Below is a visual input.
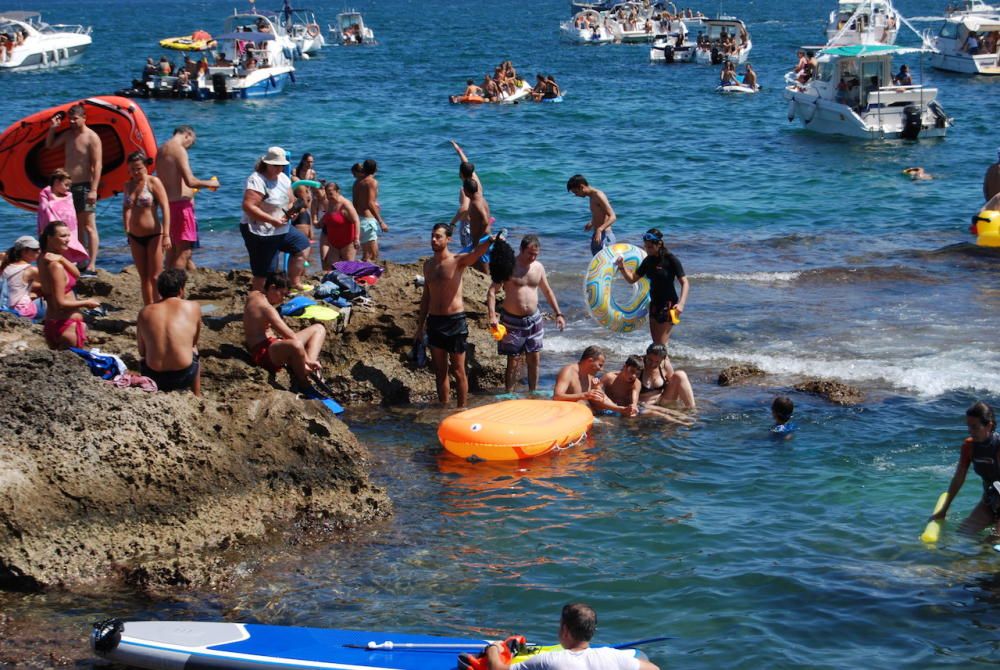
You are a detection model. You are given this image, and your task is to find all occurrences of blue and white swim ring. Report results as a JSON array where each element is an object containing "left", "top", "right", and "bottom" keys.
[{"left": 584, "top": 243, "right": 650, "bottom": 333}]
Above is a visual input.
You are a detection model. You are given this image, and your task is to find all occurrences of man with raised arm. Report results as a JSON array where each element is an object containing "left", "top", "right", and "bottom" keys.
[
  {"left": 448, "top": 140, "right": 482, "bottom": 249},
  {"left": 414, "top": 223, "right": 494, "bottom": 408},
  {"left": 487, "top": 234, "right": 565, "bottom": 392},
  {"left": 157, "top": 125, "right": 219, "bottom": 271},
  {"left": 45, "top": 103, "right": 102, "bottom": 275}
]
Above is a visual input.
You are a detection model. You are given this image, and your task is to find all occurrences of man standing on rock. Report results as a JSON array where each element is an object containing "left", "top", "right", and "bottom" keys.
[
  {"left": 244, "top": 271, "right": 327, "bottom": 389},
  {"left": 157, "top": 125, "right": 219, "bottom": 271},
  {"left": 45, "top": 103, "right": 102, "bottom": 275},
  {"left": 486, "top": 234, "right": 565, "bottom": 393},
  {"left": 414, "top": 223, "right": 495, "bottom": 408},
  {"left": 136, "top": 268, "right": 203, "bottom": 395}
]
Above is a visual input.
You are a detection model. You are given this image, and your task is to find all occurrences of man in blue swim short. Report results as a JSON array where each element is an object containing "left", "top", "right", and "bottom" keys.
[
  {"left": 487, "top": 235, "right": 565, "bottom": 392},
  {"left": 567, "top": 174, "right": 616, "bottom": 256},
  {"left": 352, "top": 159, "right": 389, "bottom": 262}
]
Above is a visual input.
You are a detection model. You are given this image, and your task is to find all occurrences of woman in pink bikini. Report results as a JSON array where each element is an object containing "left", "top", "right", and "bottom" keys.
[
  {"left": 38, "top": 222, "right": 100, "bottom": 349},
  {"left": 122, "top": 151, "right": 170, "bottom": 305},
  {"left": 37, "top": 168, "right": 90, "bottom": 266},
  {"left": 319, "top": 181, "right": 361, "bottom": 269}
]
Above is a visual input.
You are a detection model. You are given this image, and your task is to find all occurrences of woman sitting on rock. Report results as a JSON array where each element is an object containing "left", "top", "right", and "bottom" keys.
[{"left": 38, "top": 222, "right": 100, "bottom": 349}]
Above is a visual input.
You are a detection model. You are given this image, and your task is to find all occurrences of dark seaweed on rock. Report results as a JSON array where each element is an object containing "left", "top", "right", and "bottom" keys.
[{"left": 489, "top": 238, "right": 516, "bottom": 285}]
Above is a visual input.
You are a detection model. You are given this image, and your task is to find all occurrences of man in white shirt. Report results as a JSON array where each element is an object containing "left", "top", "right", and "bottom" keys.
[{"left": 473, "top": 603, "right": 659, "bottom": 670}]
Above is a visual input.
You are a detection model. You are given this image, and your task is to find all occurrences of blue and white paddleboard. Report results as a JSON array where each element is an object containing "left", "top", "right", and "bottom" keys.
[{"left": 91, "top": 620, "right": 647, "bottom": 670}]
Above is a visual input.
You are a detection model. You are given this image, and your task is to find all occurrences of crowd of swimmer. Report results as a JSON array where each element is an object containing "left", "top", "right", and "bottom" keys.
[{"left": 451, "top": 60, "right": 562, "bottom": 103}]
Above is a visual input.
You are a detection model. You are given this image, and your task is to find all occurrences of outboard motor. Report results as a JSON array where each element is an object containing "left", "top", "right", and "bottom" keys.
[
  {"left": 211, "top": 73, "right": 228, "bottom": 99},
  {"left": 929, "top": 100, "right": 949, "bottom": 128},
  {"left": 900, "top": 105, "right": 921, "bottom": 140},
  {"left": 711, "top": 46, "right": 721, "bottom": 64},
  {"left": 664, "top": 45, "right": 675, "bottom": 63},
  {"left": 91, "top": 619, "right": 124, "bottom": 653}
]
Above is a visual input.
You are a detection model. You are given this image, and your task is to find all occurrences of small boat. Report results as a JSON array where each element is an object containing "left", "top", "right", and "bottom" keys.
[
  {"left": 649, "top": 28, "right": 697, "bottom": 61},
  {"left": 783, "top": 44, "right": 952, "bottom": 139},
  {"left": 717, "top": 81, "right": 758, "bottom": 93},
  {"left": 945, "top": 0, "right": 1000, "bottom": 17},
  {"left": 930, "top": 15, "right": 1000, "bottom": 75},
  {"left": 279, "top": 4, "right": 325, "bottom": 56},
  {"left": 0, "top": 96, "right": 157, "bottom": 211},
  {"left": 693, "top": 17, "right": 752, "bottom": 64},
  {"left": 159, "top": 30, "right": 216, "bottom": 52},
  {"left": 330, "top": 10, "right": 375, "bottom": 45},
  {"left": 560, "top": 9, "right": 621, "bottom": 43},
  {"left": 128, "top": 11, "right": 295, "bottom": 100},
  {"left": 607, "top": 2, "right": 660, "bottom": 43},
  {"left": 0, "top": 11, "right": 91, "bottom": 71},
  {"left": 826, "top": 0, "right": 901, "bottom": 46}
]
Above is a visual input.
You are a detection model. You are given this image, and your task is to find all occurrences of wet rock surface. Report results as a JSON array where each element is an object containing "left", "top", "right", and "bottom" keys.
[{"left": 794, "top": 379, "right": 866, "bottom": 405}]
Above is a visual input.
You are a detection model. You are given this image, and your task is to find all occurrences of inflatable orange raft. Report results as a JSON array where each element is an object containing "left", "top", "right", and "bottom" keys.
[
  {"left": 0, "top": 96, "right": 157, "bottom": 212},
  {"left": 438, "top": 399, "right": 594, "bottom": 461},
  {"left": 449, "top": 94, "right": 486, "bottom": 104}
]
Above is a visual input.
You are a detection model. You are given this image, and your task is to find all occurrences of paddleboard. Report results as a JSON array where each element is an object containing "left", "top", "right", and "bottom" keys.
[
  {"left": 90, "top": 620, "right": 645, "bottom": 670},
  {"left": 920, "top": 492, "right": 948, "bottom": 543},
  {"left": 0, "top": 96, "right": 157, "bottom": 212},
  {"left": 438, "top": 399, "right": 594, "bottom": 461}
]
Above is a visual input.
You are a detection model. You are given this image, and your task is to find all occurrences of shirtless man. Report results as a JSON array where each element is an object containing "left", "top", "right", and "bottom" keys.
[
  {"left": 598, "top": 356, "right": 642, "bottom": 418},
  {"left": 414, "top": 223, "right": 494, "bottom": 408},
  {"left": 566, "top": 174, "right": 616, "bottom": 256},
  {"left": 157, "top": 125, "right": 219, "bottom": 271},
  {"left": 464, "top": 177, "right": 492, "bottom": 272},
  {"left": 742, "top": 63, "right": 758, "bottom": 90},
  {"left": 244, "top": 271, "right": 327, "bottom": 388},
  {"left": 448, "top": 140, "right": 481, "bottom": 249},
  {"left": 553, "top": 345, "right": 612, "bottom": 411},
  {"left": 984, "top": 147, "right": 1000, "bottom": 202},
  {"left": 352, "top": 158, "right": 389, "bottom": 262},
  {"left": 486, "top": 235, "right": 565, "bottom": 392},
  {"left": 481, "top": 73, "right": 500, "bottom": 100},
  {"left": 45, "top": 103, "right": 102, "bottom": 275},
  {"left": 136, "top": 269, "right": 203, "bottom": 395}
]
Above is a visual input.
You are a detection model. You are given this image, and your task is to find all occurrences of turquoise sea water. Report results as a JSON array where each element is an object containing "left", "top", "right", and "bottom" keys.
[{"left": 3, "top": 0, "right": 1000, "bottom": 666}]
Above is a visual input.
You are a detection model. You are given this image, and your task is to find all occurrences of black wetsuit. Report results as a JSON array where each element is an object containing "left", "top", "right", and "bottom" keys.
[{"left": 971, "top": 432, "right": 1000, "bottom": 515}]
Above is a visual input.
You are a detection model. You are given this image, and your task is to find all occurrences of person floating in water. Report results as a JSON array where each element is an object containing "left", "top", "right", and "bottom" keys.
[
  {"left": 771, "top": 396, "right": 796, "bottom": 436},
  {"left": 928, "top": 401, "right": 1000, "bottom": 536},
  {"left": 903, "top": 167, "right": 933, "bottom": 181}
]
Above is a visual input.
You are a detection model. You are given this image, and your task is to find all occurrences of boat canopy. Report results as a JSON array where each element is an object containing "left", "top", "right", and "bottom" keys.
[
  {"left": 960, "top": 15, "right": 1000, "bottom": 31},
  {"left": 0, "top": 10, "right": 39, "bottom": 21},
  {"left": 821, "top": 44, "right": 923, "bottom": 57},
  {"left": 215, "top": 31, "right": 276, "bottom": 41}
]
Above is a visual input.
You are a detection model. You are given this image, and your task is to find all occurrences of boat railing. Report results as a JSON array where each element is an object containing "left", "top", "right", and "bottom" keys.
[
  {"left": 43, "top": 23, "right": 91, "bottom": 35},
  {"left": 867, "top": 84, "right": 936, "bottom": 107}
]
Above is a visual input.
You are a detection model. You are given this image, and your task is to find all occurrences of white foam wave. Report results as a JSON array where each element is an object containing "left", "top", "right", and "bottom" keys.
[
  {"left": 543, "top": 332, "right": 1000, "bottom": 397},
  {"left": 689, "top": 271, "right": 801, "bottom": 283}
]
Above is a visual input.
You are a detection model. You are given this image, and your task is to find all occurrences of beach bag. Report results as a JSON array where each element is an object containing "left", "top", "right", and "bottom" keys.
[{"left": 322, "top": 271, "right": 366, "bottom": 300}]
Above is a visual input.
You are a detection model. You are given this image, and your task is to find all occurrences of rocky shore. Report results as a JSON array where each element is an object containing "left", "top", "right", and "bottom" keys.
[{"left": 0, "top": 261, "right": 507, "bottom": 594}]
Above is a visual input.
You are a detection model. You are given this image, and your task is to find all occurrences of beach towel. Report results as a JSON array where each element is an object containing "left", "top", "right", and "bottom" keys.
[
  {"left": 332, "top": 260, "right": 384, "bottom": 278},
  {"left": 70, "top": 347, "right": 127, "bottom": 380}
]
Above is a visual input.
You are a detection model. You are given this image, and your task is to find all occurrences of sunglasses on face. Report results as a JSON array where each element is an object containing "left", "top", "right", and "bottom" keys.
[{"left": 643, "top": 232, "right": 662, "bottom": 242}]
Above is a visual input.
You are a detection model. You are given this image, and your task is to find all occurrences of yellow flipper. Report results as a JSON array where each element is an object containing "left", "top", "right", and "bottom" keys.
[
  {"left": 920, "top": 492, "right": 948, "bottom": 544},
  {"left": 298, "top": 305, "right": 341, "bottom": 321}
]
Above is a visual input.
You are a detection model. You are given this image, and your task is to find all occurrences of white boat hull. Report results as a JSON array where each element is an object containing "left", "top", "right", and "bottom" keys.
[
  {"left": 694, "top": 42, "right": 751, "bottom": 65},
  {"left": 560, "top": 24, "right": 617, "bottom": 43},
  {"left": 649, "top": 42, "right": 697, "bottom": 62},
  {"left": 0, "top": 34, "right": 90, "bottom": 71},
  {"left": 783, "top": 87, "right": 950, "bottom": 139},
  {"left": 930, "top": 51, "right": 1000, "bottom": 74}
]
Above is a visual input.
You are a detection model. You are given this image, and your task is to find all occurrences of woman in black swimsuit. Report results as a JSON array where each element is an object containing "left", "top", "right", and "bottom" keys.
[
  {"left": 639, "top": 343, "right": 695, "bottom": 410},
  {"left": 123, "top": 151, "right": 170, "bottom": 305},
  {"left": 929, "top": 402, "right": 1000, "bottom": 536},
  {"left": 616, "top": 228, "right": 689, "bottom": 345}
]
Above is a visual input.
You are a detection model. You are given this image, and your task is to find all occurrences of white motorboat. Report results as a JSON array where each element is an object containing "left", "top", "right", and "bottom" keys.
[
  {"left": 330, "top": 11, "right": 375, "bottom": 45},
  {"left": 497, "top": 79, "right": 534, "bottom": 104},
  {"left": 607, "top": 2, "right": 660, "bottom": 43},
  {"left": 930, "top": 15, "right": 1000, "bottom": 74},
  {"left": 561, "top": 9, "right": 621, "bottom": 43},
  {"left": 649, "top": 26, "right": 697, "bottom": 61},
  {"left": 826, "top": 0, "right": 901, "bottom": 46},
  {"left": 280, "top": 5, "right": 325, "bottom": 56},
  {"left": 693, "top": 17, "right": 752, "bottom": 64},
  {"left": 783, "top": 44, "right": 952, "bottom": 139},
  {"left": 945, "top": 0, "right": 1000, "bottom": 17},
  {"left": 137, "top": 11, "right": 295, "bottom": 100},
  {"left": 0, "top": 11, "right": 91, "bottom": 71}
]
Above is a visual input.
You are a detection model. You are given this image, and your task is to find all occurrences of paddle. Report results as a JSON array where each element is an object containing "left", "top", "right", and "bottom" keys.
[{"left": 346, "top": 635, "right": 674, "bottom": 652}]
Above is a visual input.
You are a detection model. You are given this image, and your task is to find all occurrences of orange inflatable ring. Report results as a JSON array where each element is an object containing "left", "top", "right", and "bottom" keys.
[
  {"left": 438, "top": 399, "right": 594, "bottom": 461},
  {"left": 0, "top": 96, "right": 157, "bottom": 212},
  {"left": 306, "top": 23, "right": 321, "bottom": 38},
  {"left": 450, "top": 94, "right": 486, "bottom": 104}
]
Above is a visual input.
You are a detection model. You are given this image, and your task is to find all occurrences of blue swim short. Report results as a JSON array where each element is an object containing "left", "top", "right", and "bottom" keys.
[{"left": 360, "top": 217, "right": 380, "bottom": 244}]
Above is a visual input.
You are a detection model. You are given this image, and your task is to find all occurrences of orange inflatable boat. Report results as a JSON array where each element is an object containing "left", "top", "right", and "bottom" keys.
[
  {"left": 0, "top": 96, "right": 157, "bottom": 212},
  {"left": 438, "top": 399, "right": 594, "bottom": 461}
]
